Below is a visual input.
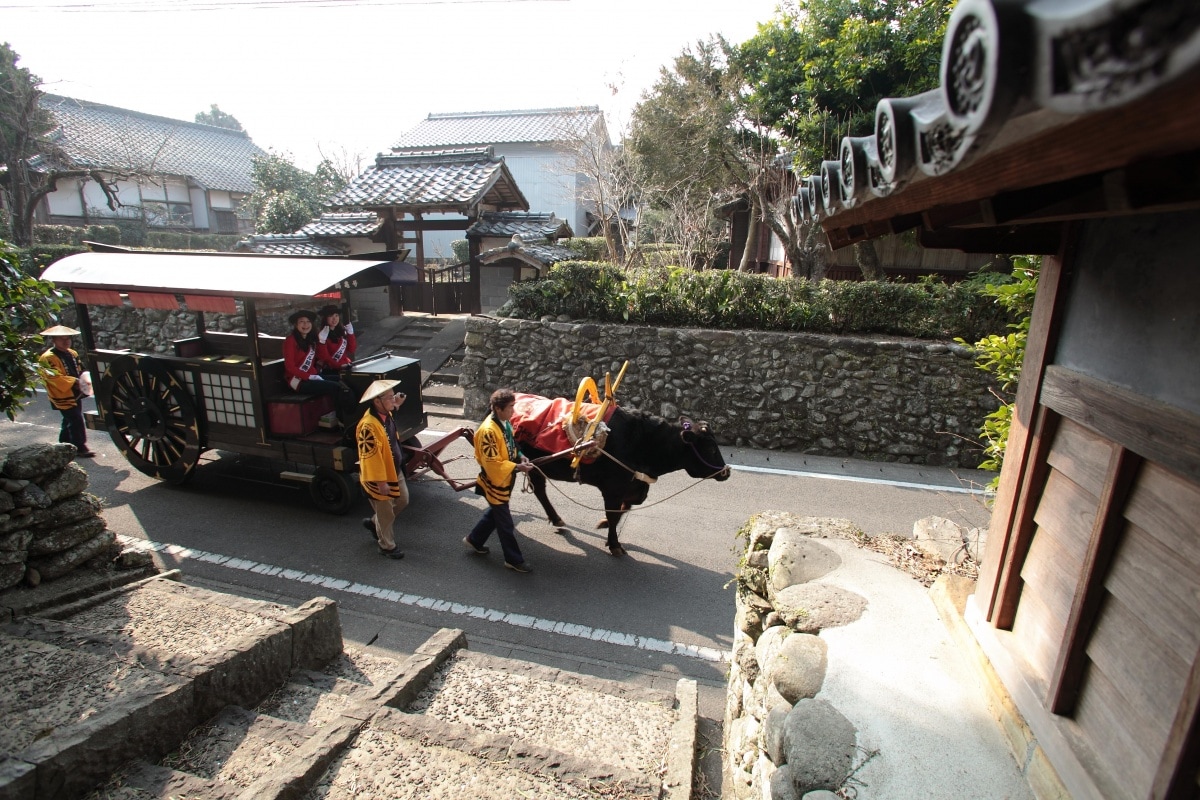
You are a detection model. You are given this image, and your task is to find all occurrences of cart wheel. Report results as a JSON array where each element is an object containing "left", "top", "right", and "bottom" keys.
[
  {"left": 310, "top": 467, "right": 355, "bottom": 515},
  {"left": 99, "top": 355, "right": 201, "bottom": 484}
]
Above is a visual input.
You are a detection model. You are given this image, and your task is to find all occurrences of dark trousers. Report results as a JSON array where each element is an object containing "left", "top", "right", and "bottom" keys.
[
  {"left": 58, "top": 404, "right": 88, "bottom": 453},
  {"left": 468, "top": 503, "right": 525, "bottom": 565}
]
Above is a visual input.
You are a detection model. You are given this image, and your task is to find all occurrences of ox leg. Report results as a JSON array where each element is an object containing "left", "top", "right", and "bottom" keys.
[
  {"left": 528, "top": 470, "right": 566, "bottom": 529},
  {"left": 602, "top": 488, "right": 627, "bottom": 557}
]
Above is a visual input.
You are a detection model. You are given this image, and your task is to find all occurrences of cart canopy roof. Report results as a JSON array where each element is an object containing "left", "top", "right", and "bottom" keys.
[{"left": 41, "top": 250, "right": 408, "bottom": 301}]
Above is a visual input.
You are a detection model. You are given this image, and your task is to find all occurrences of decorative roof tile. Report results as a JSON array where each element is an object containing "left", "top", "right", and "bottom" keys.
[
  {"left": 39, "top": 95, "right": 267, "bottom": 193},
  {"left": 298, "top": 212, "right": 381, "bottom": 238},
  {"left": 235, "top": 234, "right": 349, "bottom": 256},
  {"left": 478, "top": 237, "right": 577, "bottom": 270},
  {"left": 392, "top": 107, "right": 605, "bottom": 150},
  {"left": 467, "top": 211, "right": 573, "bottom": 240},
  {"left": 329, "top": 147, "right": 528, "bottom": 212},
  {"left": 805, "top": 0, "right": 1200, "bottom": 250}
]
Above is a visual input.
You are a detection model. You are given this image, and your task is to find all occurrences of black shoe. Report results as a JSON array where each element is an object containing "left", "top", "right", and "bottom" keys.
[
  {"left": 379, "top": 547, "right": 405, "bottom": 559},
  {"left": 463, "top": 536, "right": 489, "bottom": 555},
  {"left": 504, "top": 561, "right": 531, "bottom": 573},
  {"left": 362, "top": 518, "right": 376, "bottom": 538},
  {"left": 76, "top": 450, "right": 96, "bottom": 458}
]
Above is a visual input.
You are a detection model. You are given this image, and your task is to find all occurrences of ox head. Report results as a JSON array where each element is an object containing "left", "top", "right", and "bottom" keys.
[{"left": 679, "top": 417, "right": 731, "bottom": 481}]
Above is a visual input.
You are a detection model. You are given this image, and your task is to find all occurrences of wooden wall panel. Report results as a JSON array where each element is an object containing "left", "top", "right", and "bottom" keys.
[
  {"left": 1021, "top": 521, "right": 1085, "bottom": 626},
  {"left": 1031, "top": 469, "right": 1097, "bottom": 564},
  {"left": 1088, "top": 591, "right": 1186, "bottom": 741},
  {"left": 1107, "top": 524, "right": 1200, "bottom": 664},
  {"left": 1076, "top": 665, "right": 1156, "bottom": 799},
  {"left": 1124, "top": 462, "right": 1200, "bottom": 568},
  {"left": 1045, "top": 417, "right": 1115, "bottom": 498},
  {"left": 1012, "top": 585, "right": 1067, "bottom": 690}
]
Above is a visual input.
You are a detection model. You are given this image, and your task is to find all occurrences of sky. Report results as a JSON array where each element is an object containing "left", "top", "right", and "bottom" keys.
[{"left": 3, "top": 0, "right": 783, "bottom": 171}]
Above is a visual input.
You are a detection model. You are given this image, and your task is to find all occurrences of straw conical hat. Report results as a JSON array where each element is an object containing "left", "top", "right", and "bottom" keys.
[
  {"left": 40, "top": 325, "right": 81, "bottom": 337},
  {"left": 359, "top": 379, "right": 401, "bottom": 404}
]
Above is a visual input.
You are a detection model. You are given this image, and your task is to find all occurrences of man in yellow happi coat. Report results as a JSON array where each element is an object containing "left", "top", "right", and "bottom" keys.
[
  {"left": 38, "top": 325, "right": 95, "bottom": 459},
  {"left": 356, "top": 379, "right": 409, "bottom": 559},
  {"left": 463, "top": 388, "right": 534, "bottom": 573}
]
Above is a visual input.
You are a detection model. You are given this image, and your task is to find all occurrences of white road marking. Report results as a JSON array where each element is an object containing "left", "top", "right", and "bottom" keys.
[
  {"left": 116, "top": 534, "right": 726, "bottom": 664},
  {"left": 730, "top": 464, "right": 990, "bottom": 495}
]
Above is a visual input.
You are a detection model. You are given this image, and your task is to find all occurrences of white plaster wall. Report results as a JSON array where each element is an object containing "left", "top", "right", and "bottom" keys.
[
  {"left": 190, "top": 186, "right": 210, "bottom": 229},
  {"left": 45, "top": 179, "right": 84, "bottom": 216}
]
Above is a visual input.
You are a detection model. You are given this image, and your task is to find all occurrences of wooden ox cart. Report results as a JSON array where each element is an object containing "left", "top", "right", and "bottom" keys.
[{"left": 41, "top": 247, "right": 473, "bottom": 514}]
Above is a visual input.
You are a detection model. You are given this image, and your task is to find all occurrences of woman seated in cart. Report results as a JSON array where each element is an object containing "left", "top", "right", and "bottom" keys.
[
  {"left": 316, "top": 304, "right": 357, "bottom": 374},
  {"left": 282, "top": 308, "right": 358, "bottom": 430}
]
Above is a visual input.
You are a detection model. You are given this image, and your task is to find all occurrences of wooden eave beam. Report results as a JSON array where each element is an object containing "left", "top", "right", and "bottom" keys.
[{"left": 918, "top": 223, "right": 1063, "bottom": 254}]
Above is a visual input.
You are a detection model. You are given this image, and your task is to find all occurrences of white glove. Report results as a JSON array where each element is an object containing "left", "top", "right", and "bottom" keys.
[
  {"left": 309, "top": 374, "right": 324, "bottom": 381},
  {"left": 344, "top": 322, "right": 354, "bottom": 335},
  {"left": 318, "top": 326, "right": 330, "bottom": 344}
]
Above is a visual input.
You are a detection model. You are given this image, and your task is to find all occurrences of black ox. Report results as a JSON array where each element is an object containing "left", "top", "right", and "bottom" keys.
[{"left": 515, "top": 401, "right": 731, "bottom": 556}]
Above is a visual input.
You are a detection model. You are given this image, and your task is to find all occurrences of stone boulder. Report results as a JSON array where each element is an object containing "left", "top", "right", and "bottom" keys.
[
  {"left": 755, "top": 625, "right": 790, "bottom": 678},
  {"left": 768, "top": 633, "right": 828, "bottom": 704},
  {"left": 768, "top": 530, "right": 841, "bottom": 596},
  {"left": 780, "top": 699, "right": 857, "bottom": 794},
  {"left": 774, "top": 583, "right": 868, "bottom": 633},
  {"left": 912, "top": 516, "right": 966, "bottom": 563},
  {"left": 2, "top": 443, "right": 75, "bottom": 480},
  {"left": 40, "top": 462, "right": 91, "bottom": 503}
]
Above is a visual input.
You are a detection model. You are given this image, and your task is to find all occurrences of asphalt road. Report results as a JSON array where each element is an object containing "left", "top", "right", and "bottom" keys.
[{"left": 3, "top": 395, "right": 992, "bottom": 705}]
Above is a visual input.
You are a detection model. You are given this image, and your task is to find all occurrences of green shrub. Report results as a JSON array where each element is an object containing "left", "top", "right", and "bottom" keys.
[
  {"left": 561, "top": 237, "right": 610, "bottom": 262},
  {"left": 504, "top": 264, "right": 1017, "bottom": 341},
  {"left": 0, "top": 240, "right": 67, "bottom": 419},
  {"left": 112, "top": 218, "right": 147, "bottom": 247},
  {"left": 20, "top": 245, "right": 88, "bottom": 273},
  {"left": 144, "top": 231, "right": 240, "bottom": 251},
  {"left": 451, "top": 239, "right": 469, "bottom": 263},
  {"left": 955, "top": 258, "right": 1039, "bottom": 484},
  {"left": 33, "top": 225, "right": 82, "bottom": 245},
  {"left": 83, "top": 224, "right": 122, "bottom": 245}
]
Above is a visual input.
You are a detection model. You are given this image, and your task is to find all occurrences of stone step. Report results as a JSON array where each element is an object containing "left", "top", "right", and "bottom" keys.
[
  {"left": 310, "top": 706, "right": 658, "bottom": 799},
  {"left": 158, "top": 705, "right": 317, "bottom": 790},
  {"left": 1, "top": 571, "right": 341, "bottom": 799},
  {"left": 421, "top": 384, "right": 463, "bottom": 405},
  {"left": 405, "top": 650, "right": 679, "bottom": 779}
]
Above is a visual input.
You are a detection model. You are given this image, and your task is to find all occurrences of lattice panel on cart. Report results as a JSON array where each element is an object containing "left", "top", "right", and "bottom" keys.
[{"left": 199, "top": 372, "right": 255, "bottom": 427}]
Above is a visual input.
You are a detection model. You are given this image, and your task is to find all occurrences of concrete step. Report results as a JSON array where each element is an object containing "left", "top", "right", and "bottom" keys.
[{"left": 421, "top": 384, "right": 463, "bottom": 405}]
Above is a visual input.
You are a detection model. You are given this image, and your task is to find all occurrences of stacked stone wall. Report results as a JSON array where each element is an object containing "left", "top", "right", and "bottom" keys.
[
  {"left": 0, "top": 444, "right": 119, "bottom": 590},
  {"left": 461, "top": 317, "right": 997, "bottom": 467},
  {"left": 724, "top": 513, "right": 869, "bottom": 799}
]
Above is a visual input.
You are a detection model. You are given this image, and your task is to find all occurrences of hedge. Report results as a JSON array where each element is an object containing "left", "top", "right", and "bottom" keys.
[{"left": 503, "top": 261, "right": 1017, "bottom": 342}]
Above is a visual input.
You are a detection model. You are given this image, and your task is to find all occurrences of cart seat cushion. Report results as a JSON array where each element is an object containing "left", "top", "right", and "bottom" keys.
[{"left": 267, "top": 393, "right": 335, "bottom": 436}]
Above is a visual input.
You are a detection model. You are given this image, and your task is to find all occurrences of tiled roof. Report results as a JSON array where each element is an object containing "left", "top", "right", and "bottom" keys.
[
  {"left": 235, "top": 234, "right": 349, "bottom": 256},
  {"left": 329, "top": 147, "right": 528, "bottom": 213},
  {"left": 298, "top": 212, "right": 381, "bottom": 238},
  {"left": 392, "top": 107, "right": 605, "bottom": 150},
  {"left": 38, "top": 95, "right": 267, "bottom": 193},
  {"left": 467, "top": 211, "right": 573, "bottom": 240},
  {"left": 478, "top": 237, "right": 577, "bottom": 270}
]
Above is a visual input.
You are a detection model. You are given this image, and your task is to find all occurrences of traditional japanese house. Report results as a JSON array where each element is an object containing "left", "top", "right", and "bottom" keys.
[{"left": 797, "top": 0, "right": 1200, "bottom": 797}]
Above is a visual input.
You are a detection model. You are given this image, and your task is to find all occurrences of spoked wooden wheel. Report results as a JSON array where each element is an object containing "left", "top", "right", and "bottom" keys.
[{"left": 99, "top": 355, "right": 202, "bottom": 484}]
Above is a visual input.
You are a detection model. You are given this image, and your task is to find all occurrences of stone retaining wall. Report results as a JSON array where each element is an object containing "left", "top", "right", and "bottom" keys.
[
  {"left": 0, "top": 444, "right": 121, "bottom": 590},
  {"left": 724, "top": 513, "right": 869, "bottom": 799},
  {"left": 461, "top": 317, "right": 997, "bottom": 467}
]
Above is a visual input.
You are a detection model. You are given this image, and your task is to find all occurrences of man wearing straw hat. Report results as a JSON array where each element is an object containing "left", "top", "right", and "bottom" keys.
[
  {"left": 356, "top": 379, "right": 409, "bottom": 559},
  {"left": 37, "top": 325, "right": 96, "bottom": 458}
]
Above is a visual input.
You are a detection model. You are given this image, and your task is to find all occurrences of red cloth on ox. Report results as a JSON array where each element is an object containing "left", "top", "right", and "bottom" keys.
[{"left": 511, "top": 393, "right": 614, "bottom": 458}]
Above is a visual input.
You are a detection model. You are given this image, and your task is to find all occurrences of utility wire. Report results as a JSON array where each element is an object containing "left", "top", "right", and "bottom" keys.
[{"left": 1, "top": 0, "right": 565, "bottom": 11}]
